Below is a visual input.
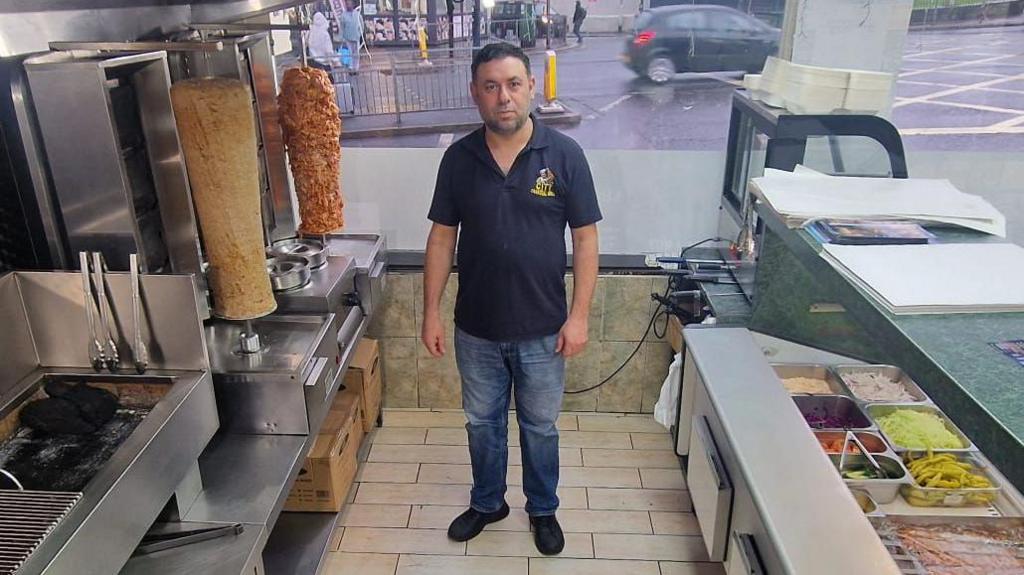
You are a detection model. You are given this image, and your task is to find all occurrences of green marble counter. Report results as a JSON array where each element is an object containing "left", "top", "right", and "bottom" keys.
[{"left": 748, "top": 207, "right": 1024, "bottom": 490}]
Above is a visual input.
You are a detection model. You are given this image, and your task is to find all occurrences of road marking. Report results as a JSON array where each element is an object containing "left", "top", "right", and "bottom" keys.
[
  {"left": 899, "top": 126, "right": 1024, "bottom": 136},
  {"left": 894, "top": 97, "right": 1024, "bottom": 116},
  {"left": 894, "top": 73, "right": 1024, "bottom": 108},
  {"left": 899, "top": 53, "right": 1015, "bottom": 79},
  {"left": 437, "top": 133, "right": 454, "bottom": 147},
  {"left": 598, "top": 94, "right": 632, "bottom": 113}
]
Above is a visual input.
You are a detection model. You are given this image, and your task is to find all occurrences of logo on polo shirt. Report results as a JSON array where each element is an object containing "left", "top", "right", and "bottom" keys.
[{"left": 530, "top": 168, "right": 556, "bottom": 197}]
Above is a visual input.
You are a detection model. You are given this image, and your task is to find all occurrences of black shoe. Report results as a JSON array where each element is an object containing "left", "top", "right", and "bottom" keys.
[
  {"left": 447, "top": 502, "right": 510, "bottom": 542},
  {"left": 530, "top": 514, "right": 565, "bottom": 555}
]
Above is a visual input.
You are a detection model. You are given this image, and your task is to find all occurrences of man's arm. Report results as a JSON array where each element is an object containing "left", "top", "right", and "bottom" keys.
[
  {"left": 557, "top": 223, "right": 598, "bottom": 357},
  {"left": 422, "top": 222, "right": 458, "bottom": 357}
]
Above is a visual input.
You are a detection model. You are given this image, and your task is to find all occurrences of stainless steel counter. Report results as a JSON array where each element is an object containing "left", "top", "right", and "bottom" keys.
[{"left": 681, "top": 327, "right": 900, "bottom": 574}]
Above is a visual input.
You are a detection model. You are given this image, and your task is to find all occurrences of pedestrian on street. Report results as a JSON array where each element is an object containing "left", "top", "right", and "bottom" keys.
[
  {"left": 422, "top": 42, "right": 601, "bottom": 556},
  {"left": 572, "top": 0, "right": 587, "bottom": 43},
  {"left": 341, "top": 1, "right": 364, "bottom": 73},
  {"left": 307, "top": 12, "right": 335, "bottom": 73}
]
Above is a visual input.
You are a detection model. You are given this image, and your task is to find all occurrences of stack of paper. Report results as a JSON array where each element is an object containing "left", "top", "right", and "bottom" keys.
[
  {"left": 821, "top": 243, "right": 1024, "bottom": 315},
  {"left": 751, "top": 169, "right": 1006, "bottom": 237}
]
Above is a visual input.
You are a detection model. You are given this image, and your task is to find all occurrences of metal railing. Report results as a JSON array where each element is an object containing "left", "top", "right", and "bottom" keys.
[{"left": 330, "top": 47, "right": 476, "bottom": 121}]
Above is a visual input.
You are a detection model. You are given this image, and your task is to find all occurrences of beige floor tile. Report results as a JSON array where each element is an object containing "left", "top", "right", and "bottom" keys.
[
  {"left": 587, "top": 488, "right": 692, "bottom": 512},
  {"left": 658, "top": 562, "right": 726, "bottom": 575},
  {"left": 384, "top": 410, "right": 467, "bottom": 428},
  {"left": 582, "top": 449, "right": 678, "bottom": 469},
  {"left": 373, "top": 428, "right": 428, "bottom": 445},
  {"left": 338, "top": 504, "right": 411, "bottom": 528},
  {"left": 467, "top": 531, "right": 593, "bottom": 558},
  {"left": 557, "top": 510, "right": 653, "bottom": 534},
  {"left": 559, "top": 467, "right": 641, "bottom": 488},
  {"left": 577, "top": 415, "right": 666, "bottom": 434},
  {"left": 529, "top": 558, "right": 660, "bottom": 575},
  {"left": 425, "top": 428, "right": 469, "bottom": 445},
  {"left": 629, "top": 433, "right": 674, "bottom": 450},
  {"left": 357, "top": 463, "right": 421, "bottom": 483},
  {"left": 323, "top": 552, "right": 398, "bottom": 575},
  {"left": 355, "top": 483, "right": 469, "bottom": 506},
  {"left": 558, "top": 431, "right": 633, "bottom": 449},
  {"left": 639, "top": 468, "right": 687, "bottom": 490},
  {"left": 593, "top": 534, "right": 708, "bottom": 561},
  {"left": 339, "top": 527, "right": 465, "bottom": 555},
  {"left": 507, "top": 487, "right": 589, "bottom": 509},
  {"left": 649, "top": 512, "right": 700, "bottom": 536},
  {"left": 397, "top": 555, "right": 528, "bottom": 575},
  {"left": 330, "top": 527, "right": 344, "bottom": 551},
  {"left": 510, "top": 447, "right": 582, "bottom": 467},
  {"left": 417, "top": 464, "right": 523, "bottom": 485},
  {"left": 369, "top": 444, "right": 470, "bottom": 464},
  {"left": 408, "top": 505, "right": 532, "bottom": 531}
]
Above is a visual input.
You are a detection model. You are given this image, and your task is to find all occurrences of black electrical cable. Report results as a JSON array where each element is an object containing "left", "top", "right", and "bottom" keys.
[{"left": 564, "top": 237, "right": 722, "bottom": 395}]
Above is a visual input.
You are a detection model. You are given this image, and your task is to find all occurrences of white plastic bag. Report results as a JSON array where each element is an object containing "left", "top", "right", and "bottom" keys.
[{"left": 653, "top": 352, "right": 683, "bottom": 429}]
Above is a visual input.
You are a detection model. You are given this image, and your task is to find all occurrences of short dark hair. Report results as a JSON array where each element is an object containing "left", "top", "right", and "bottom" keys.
[{"left": 471, "top": 42, "right": 531, "bottom": 81}]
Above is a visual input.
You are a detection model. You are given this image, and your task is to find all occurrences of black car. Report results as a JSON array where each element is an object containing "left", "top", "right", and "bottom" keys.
[{"left": 624, "top": 5, "right": 780, "bottom": 83}]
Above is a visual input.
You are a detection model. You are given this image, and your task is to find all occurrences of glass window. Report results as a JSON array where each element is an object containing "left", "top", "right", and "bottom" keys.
[{"left": 667, "top": 11, "right": 704, "bottom": 31}]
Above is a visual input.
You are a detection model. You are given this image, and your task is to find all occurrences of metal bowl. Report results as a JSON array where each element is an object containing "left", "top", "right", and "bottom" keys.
[
  {"left": 266, "top": 255, "right": 311, "bottom": 292},
  {"left": 269, "top": 237, "right": 327, "bottom": 270},
  {"left": 867, "top": 403, "right": 974, "bottom": 452},
  {"left": 794, "top": 395, "right": 874, "bottom": 430},
  {"left": 830, "top": 453, "right": 910, "bottom": 504}
]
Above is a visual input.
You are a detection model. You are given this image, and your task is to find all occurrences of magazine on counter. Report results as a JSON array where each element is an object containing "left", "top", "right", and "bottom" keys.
[{"left": 804, "top": 219, "right": 935, "bottom": 245}]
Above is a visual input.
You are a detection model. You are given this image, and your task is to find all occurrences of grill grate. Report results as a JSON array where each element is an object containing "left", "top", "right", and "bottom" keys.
[
  {"left": 878, "top": 535, "right": 928, "bottom": 575},
  {"left": 0, "top": 490, "right": 80, "bottom": 575}
]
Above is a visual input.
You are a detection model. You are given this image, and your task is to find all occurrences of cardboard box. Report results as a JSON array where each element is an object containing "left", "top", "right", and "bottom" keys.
[
  {"left": 668, "top": 315, "right": 684, "bottom": 354},
  {"left": 344, "top": 338, "right": 382, "bottom": 433},
  {"left": 284, "top": 389, "right": 363, "bottom": 512}
]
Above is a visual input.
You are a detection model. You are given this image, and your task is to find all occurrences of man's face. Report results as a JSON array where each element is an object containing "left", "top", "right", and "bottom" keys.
[{"left": 471, "top": 56, "right": 535, "bottom": 136}]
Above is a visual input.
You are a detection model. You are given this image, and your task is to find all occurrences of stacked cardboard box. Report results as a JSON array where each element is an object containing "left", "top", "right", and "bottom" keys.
[
  {"left": 284, "top": 389, "right": 363, "bottom": 512},
  {"left": 344, "top": 338, "right": 382, "bottom": 433}
]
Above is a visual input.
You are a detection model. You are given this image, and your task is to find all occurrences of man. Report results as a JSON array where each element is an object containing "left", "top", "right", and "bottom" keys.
[
  {"left": 341, "top": 1, "right": 364, "bottom": 73},
  {"left": 572, "top": 0, "right": 587, "bottom": 44},
  {"left": 422, "top": 42, "right": 600, "bottom": 556}
]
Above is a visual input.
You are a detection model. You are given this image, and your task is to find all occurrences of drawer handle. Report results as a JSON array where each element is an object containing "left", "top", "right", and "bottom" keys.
[
  {"left": 695, "top": 416, "right": 729, "bottom": 490},
  {"left": 733, "top": 532, "right": 765, "bottom": 575}
]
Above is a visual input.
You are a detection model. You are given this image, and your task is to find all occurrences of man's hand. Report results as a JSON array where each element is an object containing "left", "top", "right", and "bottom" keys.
[
  {"left": 556, "top": 315, "right": 588, "bottom": 358},
  {"left": 422, "top": 312, "right": 447, "bottom": 358}
]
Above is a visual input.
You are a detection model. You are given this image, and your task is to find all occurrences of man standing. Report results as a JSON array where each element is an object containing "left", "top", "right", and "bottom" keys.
[
  {"left": 572, "top": 0, "right": 587, "bottom": 43},
  {"left": 422, "top": 42, "right": 600, "bottom": 555},
  {"left": 341, "top": 2, "right": 364, "bottom": 73}
]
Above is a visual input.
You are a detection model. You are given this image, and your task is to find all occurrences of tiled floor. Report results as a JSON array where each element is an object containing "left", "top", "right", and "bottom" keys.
[{"left": 325, "top": 409, "right": 725, "bottom": 575}]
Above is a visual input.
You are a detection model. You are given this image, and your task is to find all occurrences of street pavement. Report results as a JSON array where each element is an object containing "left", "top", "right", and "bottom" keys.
[{"left": 342, "top": 24, "right": 1024, "bottom": 151}]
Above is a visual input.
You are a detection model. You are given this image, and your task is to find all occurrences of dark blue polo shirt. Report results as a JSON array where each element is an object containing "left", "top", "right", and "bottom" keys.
[{"left": 428, "top": 119, "right": 602, "bottom": 342}]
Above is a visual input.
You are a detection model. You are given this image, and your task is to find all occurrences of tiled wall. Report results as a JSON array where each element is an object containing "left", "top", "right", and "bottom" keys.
[{"left": 366, "top": 273, "right": 674, "bottom": 414}]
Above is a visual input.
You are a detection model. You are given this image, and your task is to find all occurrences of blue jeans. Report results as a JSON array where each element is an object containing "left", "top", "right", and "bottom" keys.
[{"left": 455, "top": 327, "right": 565, "bottom": 517}]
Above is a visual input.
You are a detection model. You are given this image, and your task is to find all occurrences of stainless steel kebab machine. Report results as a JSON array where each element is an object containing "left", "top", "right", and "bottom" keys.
[{"left": 0, "top": 21, "right": 385, "bottom": 575}]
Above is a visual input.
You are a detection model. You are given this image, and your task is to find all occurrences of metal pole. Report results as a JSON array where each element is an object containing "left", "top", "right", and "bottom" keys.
[
  {"left": 391, "top": 53, "right": 402, "bottom": 124},
  {"left": 546, "top": 0, "right": 552, "bottom": 49},
  {"left": 472, "top": 0, "right": 481, "bottom": 49}
]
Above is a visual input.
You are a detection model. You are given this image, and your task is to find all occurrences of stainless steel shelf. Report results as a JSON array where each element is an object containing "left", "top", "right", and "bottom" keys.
[
  {"left": 185, "top": 433, "right": 310, "bottom": 527},
  {"left": 120, "top": 521, "right": 267, "bottom": 575},
  {"left": 262, "top": 512, "right": 338, "bottom": 575}
]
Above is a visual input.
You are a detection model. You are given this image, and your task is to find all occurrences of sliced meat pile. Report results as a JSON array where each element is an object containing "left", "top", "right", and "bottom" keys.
[{"left": 278, "top": 67, "right": 344, "bottom": 234}]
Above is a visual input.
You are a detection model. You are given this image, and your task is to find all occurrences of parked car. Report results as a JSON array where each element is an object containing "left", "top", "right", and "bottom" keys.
[
  {"left": 624, "top": 5, "right": 780, "bottom": 83},
  {"left": 490, "top": 1, "right": 538, "bottom": 47}
]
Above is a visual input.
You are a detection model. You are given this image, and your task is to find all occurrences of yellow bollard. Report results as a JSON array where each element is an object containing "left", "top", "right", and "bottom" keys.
[
  {"left": 418, "top": 26, "right": 429, "bottom": 62},
  {"left": 544, "top": 50, "right": 557, "bottom": 102}
]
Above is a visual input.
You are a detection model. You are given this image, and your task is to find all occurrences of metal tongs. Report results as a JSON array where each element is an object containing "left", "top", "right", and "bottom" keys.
[
  {"left": 129, "top": 254, "right": 148, "bottom": 374},
  {"left": 80, "top": 252, "right": 106, "bottom": 371},
  {"left": 839, "top": 430, "right": 887, "bottom": 479},
  {"left": 92, "top": 252, "right": 120, "bottom": 372}
]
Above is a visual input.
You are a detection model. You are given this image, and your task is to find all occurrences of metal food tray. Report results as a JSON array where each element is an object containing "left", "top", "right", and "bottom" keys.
[
  {"left": 830, "top": 364, "right": 930, "bottom": 404},
  {"left": 815, "top": 430, "right": 891, "bottom": 455},
  {"left": 830, "top": 453, "right": 911, "bottom": 504},
  {"left": 794, "top": 395, "right": 875, "bottom": 430},
  {"left": 770, "top": 363, "right": 846, "bottom": 395},
  {"left": 900, "top": 452, "right": 1002, "bottom": 508},
  {"left": 849, "top": 488, "right": 884, "bottom": 517},
  {"left": 870, "top": 516, "right": 1024, "bottom": 574},
  {"left": 867, "top": 403, "right": 976, "bottom": 453}
]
